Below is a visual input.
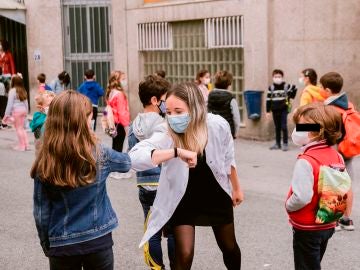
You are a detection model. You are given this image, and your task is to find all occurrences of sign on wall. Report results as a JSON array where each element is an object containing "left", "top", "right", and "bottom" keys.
[{"left": 33, "top": 49, "right": 41, "bottom": 61}]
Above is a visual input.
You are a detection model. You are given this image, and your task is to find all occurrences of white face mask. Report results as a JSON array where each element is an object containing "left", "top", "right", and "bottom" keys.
[
  {"left": 273, "top": 77, "right": 283, "bottom": 85},
  {"left": 120, "top": 80, "right": 127, "bottom": 88},
  {"left": 202, "top": 78, "right": 211, "bottom": 85},
  {"left": 298, "top": 77, "right": 305, "bottom": 86},
  {"left": 291, "top": 128, "right": 311, "bottom": 146}
]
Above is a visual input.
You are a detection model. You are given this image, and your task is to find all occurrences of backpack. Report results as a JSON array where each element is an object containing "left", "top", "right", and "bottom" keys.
[
  {"left": 336, "top": 104, "right": 360, "bottom": 158},
  {"left": 303, "top": 154, "right": 351, "bottom": 224}
]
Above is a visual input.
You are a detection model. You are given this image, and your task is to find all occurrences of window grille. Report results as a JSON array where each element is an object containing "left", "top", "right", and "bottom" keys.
[
  {"left": 142, "top": 20, "right": 245, "bottom": 124},
  {"left": 62, "top": 0, "right": 112, "bottom": 106},
  {"left": 138, "top": 22, "right": 173, "bottom": 51},
  {"left": 205, "top": 16, "right": 243, "bottom": 48}
]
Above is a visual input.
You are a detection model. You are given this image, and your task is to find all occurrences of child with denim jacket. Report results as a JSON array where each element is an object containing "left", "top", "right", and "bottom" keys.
[
  {"left": 128, "top": 74, "right": 175, "bottom": 269},
  {"left": 31, "top": 90, "right": 131, "bottom": 270}
]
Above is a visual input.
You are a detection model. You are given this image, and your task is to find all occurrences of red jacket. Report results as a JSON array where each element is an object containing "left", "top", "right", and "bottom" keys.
[
  {"left": 286, "top": 142, "right": 341, "bottom": 230},
  {"left": 0, "top": 51, "right": 16, "bottom": 75},
  {"left": 107, "top": 90, "right": 130, "bottom": 127}
]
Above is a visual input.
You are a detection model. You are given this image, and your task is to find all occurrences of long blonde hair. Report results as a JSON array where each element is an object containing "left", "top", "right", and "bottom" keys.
[
  {"left": 166, "top": 82, "right": 208, "bottom": 154},
  {"left": 106, "top": 70, "right": 126, "bottom": 100},
  {"left": 30, "top": 90, "right": 98, "bottom": 188}
]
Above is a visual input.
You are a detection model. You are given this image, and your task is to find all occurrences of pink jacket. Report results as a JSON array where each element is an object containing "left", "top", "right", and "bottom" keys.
[{"left": 107, "top": 90, "right": 130, "bottom": 127}]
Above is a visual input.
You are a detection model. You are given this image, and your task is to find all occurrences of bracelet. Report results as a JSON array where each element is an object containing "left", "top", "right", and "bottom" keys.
[{"left": 174, "top": 147, "right": 178, "bottom": 158}]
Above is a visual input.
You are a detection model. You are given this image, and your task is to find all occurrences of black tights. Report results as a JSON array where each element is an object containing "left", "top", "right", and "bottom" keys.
[{"left": 173, "top": 223, "right": 241, "bottom": 270}]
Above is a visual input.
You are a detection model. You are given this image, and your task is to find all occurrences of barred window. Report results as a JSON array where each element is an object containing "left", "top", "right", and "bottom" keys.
[
  {"left": 205, "top": 16, "right": 243, "bottom": 48},
  {"left": 142, "top": 20, "right": 245, "bottom": 123},
  {"left": 62, "top": 0, "right": 112, "bottom": 105},
  {"left": 138, "top": 22, "right": 173, "bottom": 51}
]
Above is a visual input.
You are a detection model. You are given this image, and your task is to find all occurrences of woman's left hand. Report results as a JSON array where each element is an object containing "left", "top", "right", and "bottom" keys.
[{"left": 232, "top": 188, "right": 244, "bottom": 207}]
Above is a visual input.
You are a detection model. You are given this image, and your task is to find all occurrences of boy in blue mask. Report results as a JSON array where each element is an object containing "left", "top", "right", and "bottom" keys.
[{"left": 128, "top": 74, "right": 175, "bottom": 269}]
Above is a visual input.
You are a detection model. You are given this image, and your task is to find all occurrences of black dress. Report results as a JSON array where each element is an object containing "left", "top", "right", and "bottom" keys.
[{"left": 169, "top": 152, "right": 233, "bottom": 226}]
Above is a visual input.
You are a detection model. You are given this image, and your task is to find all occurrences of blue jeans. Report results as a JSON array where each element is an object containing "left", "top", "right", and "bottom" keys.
[
  {"left": 49, "top": 247, "right": 113, "bottom": 270},
  {"left": 293, "top": 228, "right": 334, "bottom": 270},
  {"left": 139, "top": 186, "right": 175, "bottom": 269}
]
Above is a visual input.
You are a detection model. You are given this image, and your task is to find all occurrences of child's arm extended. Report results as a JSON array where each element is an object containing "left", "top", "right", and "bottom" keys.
[
  {"left": 286, "top": 159, "right": 314, "bottom": 212},
  {"left": 105, "top": 146, "right": 132, "bottom": 174},
  {"left": 230, "top": 166, "right": 244, "bottom": 207}
]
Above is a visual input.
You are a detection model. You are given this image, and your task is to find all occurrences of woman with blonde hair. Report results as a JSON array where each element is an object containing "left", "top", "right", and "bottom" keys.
[
  {"left": 106, "top": 70, "right": 130, "bottom": 152},
  {"left": 31, "top": 90, "right": 131, "bottom": 269},
  {"left": 129, "top": 82, "right": 244, "bottom": 269}
]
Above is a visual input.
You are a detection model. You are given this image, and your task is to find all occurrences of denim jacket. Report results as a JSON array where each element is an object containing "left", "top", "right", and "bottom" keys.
[{"left": 33, "top": 144, "right": 131, "bottom": 255}]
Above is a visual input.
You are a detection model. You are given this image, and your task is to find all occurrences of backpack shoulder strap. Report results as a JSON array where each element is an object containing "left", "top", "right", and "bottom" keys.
[{"left": 301, "top": 150, "right": 344, "bottom": 167}]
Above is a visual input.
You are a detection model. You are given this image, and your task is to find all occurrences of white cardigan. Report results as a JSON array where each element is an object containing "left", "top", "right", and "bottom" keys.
[{"left": 129, "top": 113, "right": 236, "bottom": 247}]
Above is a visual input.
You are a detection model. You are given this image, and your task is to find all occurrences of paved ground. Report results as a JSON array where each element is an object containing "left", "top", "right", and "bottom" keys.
[{"left": 0, "top": 126, "right": 359, "bottom": 270}]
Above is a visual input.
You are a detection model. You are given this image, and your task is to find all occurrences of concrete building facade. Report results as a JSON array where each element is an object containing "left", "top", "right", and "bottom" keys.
[{"left": 16, "top": 0, "right": 360, "bottom": 139}]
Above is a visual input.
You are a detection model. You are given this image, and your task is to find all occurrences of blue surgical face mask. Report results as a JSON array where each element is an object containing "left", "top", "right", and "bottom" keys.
[
  {"left": 157, "top": 100, "right": 166, "bottom": 117},
  {"left": 167, "top": 113, "right": 190, "bottom": 133}
]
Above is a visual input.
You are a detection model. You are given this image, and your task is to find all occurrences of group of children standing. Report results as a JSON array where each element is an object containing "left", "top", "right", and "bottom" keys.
[
  {"left": 266, "top": 69, "right": 358, "bottom": 269},
  {"left": 30, "top": 69, "right": 244, "bottom": 270},
  {"left": 12, "top": 64, "right": 355, "bottom": 270}
]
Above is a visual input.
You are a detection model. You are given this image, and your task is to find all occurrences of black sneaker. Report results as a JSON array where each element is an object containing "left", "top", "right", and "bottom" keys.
[
  {"left": 269, "top": 144, "right": 281, "bottom": 150},
  {"left": 337, "top": 218, "right": 355, "bottom": 231}
]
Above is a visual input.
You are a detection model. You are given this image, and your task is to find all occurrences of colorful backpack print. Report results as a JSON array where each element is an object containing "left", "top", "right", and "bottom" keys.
[{"left": 315, "top": 163, "right": 351, "bottom": 224}]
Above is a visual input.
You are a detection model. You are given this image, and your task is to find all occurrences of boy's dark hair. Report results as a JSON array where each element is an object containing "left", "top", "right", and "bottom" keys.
[
  {"left": 138, "top": 75, "right": 171, "bottom": 107},
  {"left": 320, "top": 72, "right": 343, "bottom": 94},
  {"left": 302, "top": 68, "right": 317, "bottom": 85},
  {"left": 58, "top": 71, "right": 71, "bottom": 86},
  {"left": 214, "top": 70, "right": 233, "bottom": 89},
  {"left": 155, "top": 70, "right": 166, "bottom": 78},
  {"left": 272, "top": 69, "right": 284, "bottom": 77},
  {"left": 37, "top": 73, "right": 46, "bottom": 83},
  {"left": 0, "top": 40, "right": 9, "bottom": 52},
  {"left": 85, "top": 69, "right": 95, "bottom": 80}
]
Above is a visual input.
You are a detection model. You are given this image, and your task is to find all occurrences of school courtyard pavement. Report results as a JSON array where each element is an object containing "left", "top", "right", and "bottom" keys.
[{"left": 0, "top": 126, "right": 359, "bottom": 270}]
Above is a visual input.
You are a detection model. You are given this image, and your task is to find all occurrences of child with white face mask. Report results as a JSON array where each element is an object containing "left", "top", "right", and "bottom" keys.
[
  {"left": 286, "top": 103, "right": 345, "bottom": 270},
  {"left": 266, "top": 69, "right": 297, "bottom": 151},
  {"left": 195, "top": 69, "right": 211, "bottom": 103}
]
